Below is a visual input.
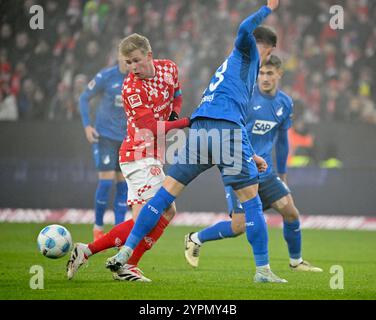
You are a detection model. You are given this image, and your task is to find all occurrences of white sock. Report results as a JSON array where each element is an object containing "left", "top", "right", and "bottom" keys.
[
  {"left": 190, "top": 232, "right": 202, "bottom": 245},
  {"left": 256, "top": 264, "right": 270, "bottom": 271},
  {"left": 81, "top": 244, "right": 92, "bottom": 257},
  {"left": 290, "top": 257, "right": 303, "bottom": 266},
  {"left": 94, "top": 225, "right": 104, "bottom": 231}
]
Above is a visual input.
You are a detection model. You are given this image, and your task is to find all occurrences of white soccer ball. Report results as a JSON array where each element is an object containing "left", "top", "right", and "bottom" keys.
[{"left": 37, "top": 224, "right": 72, "bottom": 259}]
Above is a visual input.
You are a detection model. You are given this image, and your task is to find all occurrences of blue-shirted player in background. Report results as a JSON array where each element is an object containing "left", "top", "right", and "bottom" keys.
[
  {"left": 184, "top": 55, "right": 323, "bottom": 272},
  {"left": 106, "top": 0, "right": 288, "bottom": 283},
  {"left": 79, "top": 52, "right": 128, "bottom": 241}
]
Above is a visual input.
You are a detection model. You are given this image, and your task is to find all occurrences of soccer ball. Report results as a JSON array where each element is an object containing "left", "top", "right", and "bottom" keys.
[{"left": 37, "top": 224, "right": 72, "bottom": 259}]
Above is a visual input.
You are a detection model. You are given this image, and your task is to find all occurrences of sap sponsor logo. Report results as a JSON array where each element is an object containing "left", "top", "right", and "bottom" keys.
[
  {"left": 148, "top": 205, "right": 159, "bottom": 215},
  {"left": 252, "top": 120, "right": 278, "bottom": 135},
  {"left": 200, "top": 94, "right": 214, "bottom": 104}
]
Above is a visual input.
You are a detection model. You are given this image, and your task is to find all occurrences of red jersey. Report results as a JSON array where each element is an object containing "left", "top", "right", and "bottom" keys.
[{"left": 119, "top": 59, "right": 183, "bottom": 163}]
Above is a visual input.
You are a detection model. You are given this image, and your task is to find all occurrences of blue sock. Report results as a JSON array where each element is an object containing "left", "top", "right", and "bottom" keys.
[
  {"left": 113, "top": 181, "right": 128, "bottom": 225},
  {"left": 125, "top": 187, "right": 175, "bottom": 250},
  {"left": 94, "top": 179, "right": 113, "bottom": 227},
  {"left": 283, "top": 219, "right": 302, "bottom": 259},
  {"left": 198, "top": 221, "right": 236, "bottom": 243},
  {"left": 242, "top": 195, "right": 269, "bottom": 267}
]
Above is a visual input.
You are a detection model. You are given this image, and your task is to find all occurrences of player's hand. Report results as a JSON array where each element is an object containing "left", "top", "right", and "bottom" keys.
[
  {"left": 253, "top": 154, "right": 268, "bottom": 172},
  {"left": 168, "top": 111, "right": 179, "bottom": 121},
  {"left": 267, "top": 0, "right": 279, "bottom": 11},
  {"left": 85, "top": 125, "right": 99, "bottom": 144}
]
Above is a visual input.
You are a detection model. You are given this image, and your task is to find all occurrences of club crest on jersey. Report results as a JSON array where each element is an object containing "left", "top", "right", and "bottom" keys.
[
  {"left": 164, "top": 73, "right": 174, "bottom": 85},
  {"left": 276, "top": 107, "right": 284, "bottom": 117},
  {"left": 252, "top": 120, "right": 278, "bottom": 135},
  {"left": 150, "top": 166, "right": 161, "bottom": 176},
  {"left": 128, "top": 94, "right": 142, "bottom": 108}
]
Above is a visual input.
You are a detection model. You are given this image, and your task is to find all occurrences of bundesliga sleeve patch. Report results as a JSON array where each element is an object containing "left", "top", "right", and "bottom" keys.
[{"left": 128, "top": 94, "right": 143, "bottom": 108}]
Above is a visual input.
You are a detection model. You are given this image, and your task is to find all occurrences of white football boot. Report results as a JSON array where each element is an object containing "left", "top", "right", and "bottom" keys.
[
  {"left": 290, "top": 261, "right": 323, "bottom": 272},
  {"left": 66, "top": 243, "right": 89, "bottom": 280},
  {"left": 113, "top": 264, "right": 151, "bottom": 282},
  {"left": 184, "top": 233, "right": 201, "bottom": 268},
  {"left": 254, "top": 267, "right": 288, "bottom": 283}
]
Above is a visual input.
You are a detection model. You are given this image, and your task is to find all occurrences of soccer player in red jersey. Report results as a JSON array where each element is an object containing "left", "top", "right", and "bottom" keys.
[{"left": 67, "top": 34, "right": 190, "bottom": 282}]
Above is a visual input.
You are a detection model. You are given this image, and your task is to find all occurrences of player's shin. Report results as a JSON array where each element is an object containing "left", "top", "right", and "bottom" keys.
[
  {"left": 124, "top": 187, "right": 176, "bottom": 250},
  {"left": 114, "top": 181, "right": 128, "bottom": 225},
  {"left": 88, "top": 218, "right": 135, "bottom": 254},
  {"left": 128, "top": 215, "right": 170, "bottom": 265},
  {"left": 94, "top": 179, "right": 113, "bottom": 229},
  {"left": 242, "top": 195, "right": 269, "bottom": 267},
  {"left": 197, "top": 221, "right": 237, "bottom": 243},
  {"left": 283, "top": 219, "right": 302, "bottom": 264}
]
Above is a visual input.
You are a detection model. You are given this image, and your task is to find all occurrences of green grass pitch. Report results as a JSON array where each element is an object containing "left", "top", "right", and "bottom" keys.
[{"left": 0, "top": 223, "right": 375, "bottom": 300}]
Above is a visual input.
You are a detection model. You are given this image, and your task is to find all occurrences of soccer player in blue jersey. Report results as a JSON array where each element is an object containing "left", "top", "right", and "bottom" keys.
[
  {"left": 106, "top": 0, "right": 286, "bottom": 283},
  {"left": 79, "top": 52, "right": 128, "bottom": 241},
  {"left": 184, "top": 55, "right": 323, "bottom": 272}
]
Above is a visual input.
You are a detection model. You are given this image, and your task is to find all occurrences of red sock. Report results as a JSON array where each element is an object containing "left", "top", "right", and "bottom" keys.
[
  {"left": 88, "top": 219, "right": 134, "bottom": 254},
  {"left": 128, "top": 215, "right": 170, "bottom": 265}
]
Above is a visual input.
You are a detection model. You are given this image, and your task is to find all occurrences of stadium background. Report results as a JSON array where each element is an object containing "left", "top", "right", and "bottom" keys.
[{"left": 1, "top": 0, "right": 376, "bottom": 218}]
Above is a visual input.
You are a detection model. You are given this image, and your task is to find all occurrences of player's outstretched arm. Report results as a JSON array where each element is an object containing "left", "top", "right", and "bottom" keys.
[{"left": 234, "top": 1, "right": 278, "bottom": 51}]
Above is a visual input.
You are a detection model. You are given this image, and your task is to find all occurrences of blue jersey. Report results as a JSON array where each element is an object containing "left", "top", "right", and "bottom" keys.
[
  {"left": 79, "top": 65, "right": 127, "bottom": 142},
  {"left": 246, "top": 86, "right": 293, "bottom": 181},
  {"left": 191, "top": 6, "right": 272, "bottom": 126}
]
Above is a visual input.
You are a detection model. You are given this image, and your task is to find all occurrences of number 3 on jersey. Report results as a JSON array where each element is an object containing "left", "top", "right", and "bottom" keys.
[{"left": 209, "top": 59, "right": 228, "bottom": 92}]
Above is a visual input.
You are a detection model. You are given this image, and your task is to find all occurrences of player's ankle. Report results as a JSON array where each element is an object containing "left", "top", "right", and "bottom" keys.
[
  {"left": 289, "top": 257, "right": 303, "bottom": 267},
  {"left": 256, "top": 264, "right": 270, "bottom": 271},
  {"left": 190, "top": 232, "right": 202, "bottom": 245}
]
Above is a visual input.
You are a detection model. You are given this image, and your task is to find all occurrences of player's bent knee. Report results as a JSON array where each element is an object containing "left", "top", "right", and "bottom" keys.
[
  {"left": 231, "top": 214, "right": 246, "bottom": 234},
  {"left": 163, "top": 176, "right": 185, "bottom": 197},
  {"left": 234, "top": 184, "right": 259, "bottom": 203},
  {"left": 273, "top": 196, "right": 289, "bottom": 210},
  {"left": 99, "top": 171, "right": 116, "bottom": 180},
  {"left": 274, "top": 196, "right": 300, "bottom": 222}
]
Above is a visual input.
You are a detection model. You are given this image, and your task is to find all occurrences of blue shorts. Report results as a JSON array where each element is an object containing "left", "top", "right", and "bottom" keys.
[
  {"left": 168, "top": 117, "right": 259, "bottom": 189},
  {"left": 92, "top": 136, "right": 122, "bottom": 172},
  {"left": 225, "top": 173, "right": 291, "bottom": 213}
]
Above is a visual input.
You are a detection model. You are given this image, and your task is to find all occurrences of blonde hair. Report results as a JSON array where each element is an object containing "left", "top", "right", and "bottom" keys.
[{"left": 118, "top": 33, "right": 152, "bottom": 56}]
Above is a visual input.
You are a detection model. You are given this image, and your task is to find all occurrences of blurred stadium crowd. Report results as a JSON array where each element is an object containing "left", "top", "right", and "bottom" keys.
[{"left": 0, "top": 0, "right": 375, "bottom": 126}]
